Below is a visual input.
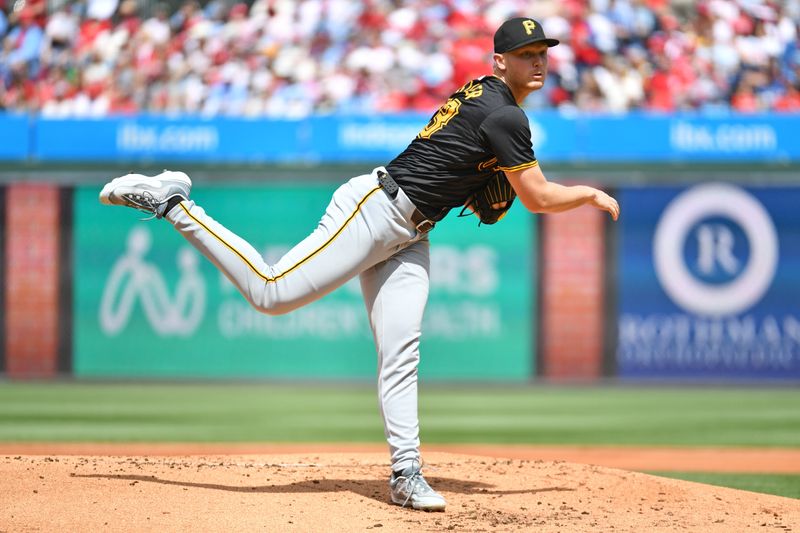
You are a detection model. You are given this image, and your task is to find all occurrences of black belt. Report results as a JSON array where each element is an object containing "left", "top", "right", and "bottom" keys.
[{"left": 377, "top": 171, "right": 435, "bottom": 233}]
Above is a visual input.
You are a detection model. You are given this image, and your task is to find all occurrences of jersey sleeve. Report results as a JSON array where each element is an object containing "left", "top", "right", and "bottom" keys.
[{"left": 479, "top": 106, "right": 538, "bottom": 172}]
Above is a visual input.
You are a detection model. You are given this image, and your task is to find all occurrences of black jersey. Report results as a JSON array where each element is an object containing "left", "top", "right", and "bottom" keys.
[{"left": 386, "top": 75, "right": 538, "bottom": 221}]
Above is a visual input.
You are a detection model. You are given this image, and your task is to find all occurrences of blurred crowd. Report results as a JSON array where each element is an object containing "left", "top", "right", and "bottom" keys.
[{"left": 1, "top": 0, "right": 799, "bottom": 116}]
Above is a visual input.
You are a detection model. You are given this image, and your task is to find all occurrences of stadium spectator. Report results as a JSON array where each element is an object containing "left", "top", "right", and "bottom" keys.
[
  {"left": 42, "top": 3, "right": 79, "bottom": 65},
  {"left": 1, "top": 6, "right": 43, "bottom": 83},
  {"left": 1, "top": 0, "right": 799, "bottom": 116},
  {"left": 0, "top": 1, "right": 8, "bottom": 40},
  {"left": 774, "top": 79, "right": 800, "bottom": 111}
]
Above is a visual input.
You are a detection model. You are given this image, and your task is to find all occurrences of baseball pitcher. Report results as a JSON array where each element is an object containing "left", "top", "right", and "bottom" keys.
[{"left": 100, "top": 17, "right": 620, "bottom": 511}]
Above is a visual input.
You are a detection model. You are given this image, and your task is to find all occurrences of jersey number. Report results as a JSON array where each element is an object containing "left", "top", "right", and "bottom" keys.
[{"left": 417, "top": 98, "right": 461, "bottom": 139}]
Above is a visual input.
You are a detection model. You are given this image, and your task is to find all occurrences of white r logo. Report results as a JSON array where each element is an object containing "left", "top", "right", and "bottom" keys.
[
  {"left": 695, "top": 223, "right": 739, "bottom": 275},
  {"left": 653, "top": 183, "right": 778, "bottom": 316}
]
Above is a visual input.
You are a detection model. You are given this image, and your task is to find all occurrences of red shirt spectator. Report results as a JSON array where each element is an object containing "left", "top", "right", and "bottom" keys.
[
  {"left": 571, "top": 18, "right": 602, "bottom": 67},
  {"left": 450, "top": 33, "right": 493, "bottom": 86},
  {"left": 773, "top": 85, "right": 800, "bottom": 112},
  {"left": 731, "top": 86, "right": 760, "bottom": 112},
  {"left": 646, "top": 68, "right": 676, "bottom": 111},
  {"left": 115, "top": 0, "right": 141, "bottom": 36},
  {"left": 76, "top": 17, "right": 112, "bottom": 54}
]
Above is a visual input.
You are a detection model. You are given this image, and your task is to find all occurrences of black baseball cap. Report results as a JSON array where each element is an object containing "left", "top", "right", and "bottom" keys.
[{"left": 494, "top": 17, "right": 559, "bottom": 53}]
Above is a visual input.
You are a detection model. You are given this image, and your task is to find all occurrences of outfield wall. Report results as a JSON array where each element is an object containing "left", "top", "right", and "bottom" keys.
[
  {"left": 2, "top": 179, "right": 797, "bottom": 382},
  {"left": 2, "top": 182, "right": 537, "bottom": 381}
]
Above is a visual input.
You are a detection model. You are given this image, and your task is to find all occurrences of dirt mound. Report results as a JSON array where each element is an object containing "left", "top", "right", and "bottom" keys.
[
  {"left": 2, "top": 452, "right": 798, "bottom": 532},
  {"left": 4, "top": 442, "right": 798, "bottom": 473}
]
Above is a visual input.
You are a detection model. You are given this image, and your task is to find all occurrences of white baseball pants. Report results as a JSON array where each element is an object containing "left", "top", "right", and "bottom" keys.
[{"left": 166, "top": 168, "right": 430, "bottom": 472}]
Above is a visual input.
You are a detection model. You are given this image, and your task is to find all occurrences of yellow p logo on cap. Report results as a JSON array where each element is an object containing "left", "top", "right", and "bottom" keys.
[{"left": 523, "top": 20, "right": 536, "bottom": 35}]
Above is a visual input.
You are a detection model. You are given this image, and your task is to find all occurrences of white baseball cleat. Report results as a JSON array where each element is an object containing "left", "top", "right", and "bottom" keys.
[
  {"left": 99, "top": 170, "right": 192, "bottom": 219},
  {"left": 389, "top": 464, "right": 446, "bottom": 511}
]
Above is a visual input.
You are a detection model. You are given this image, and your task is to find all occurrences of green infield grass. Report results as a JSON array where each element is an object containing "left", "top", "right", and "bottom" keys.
[
  {"left": 0, "top": 383, "right": 798, "bottom": 446},
  {"left": 648, "top": 472, "right": 800, "bottom": 500},
  {"left": 1, "top": 382, "right": 798, "bottom": 498}
]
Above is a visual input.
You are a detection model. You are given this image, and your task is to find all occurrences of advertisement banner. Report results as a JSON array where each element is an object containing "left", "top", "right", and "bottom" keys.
[
  {"left": 617, "top": 184, "right": 800, "bottom": 379},
  {"left": 0, "top": 114, "right": 30, "bottom": 160},
  {"left": 35, "top": 117, "right": 306, "bottom": 163},
  {"left": 563, "top": 115, "right": 797, "bottom": 163},
  {"left": 73, "top": 183, "right": 534, "bottom": 380},
  {"left": 28, "top": 114, "right": 800, "bottom": 164}
]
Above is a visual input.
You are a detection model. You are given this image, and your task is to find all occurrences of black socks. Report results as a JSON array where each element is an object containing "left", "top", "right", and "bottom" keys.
[{"left": 164, "top": 195, "right": 185, "bottom": 216}]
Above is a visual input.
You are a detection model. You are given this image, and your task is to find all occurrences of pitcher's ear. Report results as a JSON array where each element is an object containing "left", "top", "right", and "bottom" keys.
[{"left": 493, "top": 53, "right": 506, "bottom": 72}]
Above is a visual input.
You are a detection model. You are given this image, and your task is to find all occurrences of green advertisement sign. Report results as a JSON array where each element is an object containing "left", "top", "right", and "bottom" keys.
[{"left": 74, "top": 183, "right": 535, "bottom": 380}]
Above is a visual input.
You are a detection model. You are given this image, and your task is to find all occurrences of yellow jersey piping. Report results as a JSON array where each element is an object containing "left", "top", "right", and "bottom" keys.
[
  {"left": 497, "top": 160, "right": 539, "bottom": 172},
  {"left": 477, "top": 157, "right": 498, "bottom": 171},
  {"left": 178, "top": 186, "right": 383, "bottom": 283}
]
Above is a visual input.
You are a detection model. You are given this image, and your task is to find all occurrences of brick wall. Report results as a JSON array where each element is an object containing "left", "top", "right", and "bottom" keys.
[
  {"left": 539, "top": 206, "right": 606, "bottom": 380},
  {"left": 4, "top": 184, "right": 61, "bottom": 378}
]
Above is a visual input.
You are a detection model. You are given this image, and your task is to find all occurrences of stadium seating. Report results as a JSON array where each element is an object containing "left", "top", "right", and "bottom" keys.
[{"left": 1, "top": 0, "right": 798, "bottom": 115}]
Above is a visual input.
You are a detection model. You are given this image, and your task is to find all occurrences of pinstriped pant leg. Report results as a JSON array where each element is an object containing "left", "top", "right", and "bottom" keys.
[
  {"left": 360, "top": 237, "right": 430, "bottom": 472},
  {"left": 165, "top": 174, "right": 414, "bottom": 316},
  {"left": 167, "top": 200, "right": 279, "bottom": 310}
]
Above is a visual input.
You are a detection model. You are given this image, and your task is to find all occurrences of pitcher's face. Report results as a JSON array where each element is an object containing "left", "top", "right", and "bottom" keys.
[{"left": 496, "top": 42, "right": 549, "bottom": 95}]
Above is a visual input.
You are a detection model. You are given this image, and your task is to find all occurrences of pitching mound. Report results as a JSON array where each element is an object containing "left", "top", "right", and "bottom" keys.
[{"left": 2, "top": 452, "right": 798, "bottom": 532}]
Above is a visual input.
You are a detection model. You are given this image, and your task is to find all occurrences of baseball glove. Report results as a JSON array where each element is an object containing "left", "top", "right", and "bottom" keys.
[{"left": 459, "top": 171, "right": 517, "bottom": 225}]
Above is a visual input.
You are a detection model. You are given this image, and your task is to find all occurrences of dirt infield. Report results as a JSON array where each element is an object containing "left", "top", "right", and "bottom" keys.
[
  {"left": 2, "top": 442, "right": 799, "bottom": 472},
  {"left": 2, "top": 447, "right": 799, "bottom": 532}
]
